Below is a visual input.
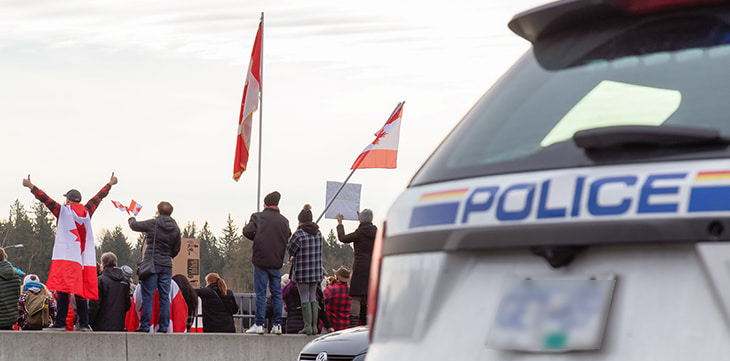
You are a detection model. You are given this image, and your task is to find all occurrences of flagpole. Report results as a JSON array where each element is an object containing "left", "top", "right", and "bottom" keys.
[
  {"left": 316, "top": 169, "right": 356, "bottom": 224},
  {"left": 256, "top": 12, "right": 264, "bottom": 212}
]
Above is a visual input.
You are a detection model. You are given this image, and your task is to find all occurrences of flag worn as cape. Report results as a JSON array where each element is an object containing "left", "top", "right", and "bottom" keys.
[
  {"left": 46, "top": 204, "right": 98, "bottom": 300},
  {"left": 125, "top": 279, "right": 188, "bottom": 333},
  {"left": 233, "top": 19, "right": 263, "bottom": 181},
  {"left": 351, "top": 102, "right": 405, "bottom": 169}
]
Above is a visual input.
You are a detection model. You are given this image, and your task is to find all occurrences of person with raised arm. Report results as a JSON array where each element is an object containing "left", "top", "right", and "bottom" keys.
[{"left": 22, "top": 172, "right": 117, "bottom": 331}]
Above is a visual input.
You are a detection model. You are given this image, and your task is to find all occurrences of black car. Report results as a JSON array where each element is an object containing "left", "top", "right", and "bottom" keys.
[{"left": 297, "top": 326, "right": 368, "bottom": 361}]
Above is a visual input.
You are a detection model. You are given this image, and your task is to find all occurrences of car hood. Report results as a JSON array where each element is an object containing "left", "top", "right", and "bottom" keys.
[{"left": 300, "top": 326, "right": 369, "bottom": 356}]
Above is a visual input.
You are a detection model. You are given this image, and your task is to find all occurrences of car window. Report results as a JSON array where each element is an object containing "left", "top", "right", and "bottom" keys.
[{"left": 410, "top": 41, "right": 730, "bottom": 186}]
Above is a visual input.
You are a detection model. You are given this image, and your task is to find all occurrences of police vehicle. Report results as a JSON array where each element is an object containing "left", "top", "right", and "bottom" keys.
[{"left": 366, "top": 0, "right": 730, "bottom": 359}]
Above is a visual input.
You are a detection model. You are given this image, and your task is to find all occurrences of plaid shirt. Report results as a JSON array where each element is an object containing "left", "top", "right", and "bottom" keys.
[
  {"left": 17, "top": 291, "right": 57, "bottom": 330},
  {"left": 324, "top": 281, "right": 350, "bottom": 331},
  {"left": 31, "top": 183, "right": 111, "bottom": 219},
  {"left": 287, "top": 227, "right": 323, "bottom": 283}
]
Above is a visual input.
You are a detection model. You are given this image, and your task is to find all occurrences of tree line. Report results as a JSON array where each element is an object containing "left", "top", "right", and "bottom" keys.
[{"left": 1, "top": 200, "right": 354, "bottom": 293}]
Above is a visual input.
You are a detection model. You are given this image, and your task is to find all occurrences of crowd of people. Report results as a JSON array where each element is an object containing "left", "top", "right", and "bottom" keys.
[
  {"left": 0, "top": 177, "right": 375, "bottom": 335},
  {"left": 243, "top": 191, "right": 376, "bottom": 335}
]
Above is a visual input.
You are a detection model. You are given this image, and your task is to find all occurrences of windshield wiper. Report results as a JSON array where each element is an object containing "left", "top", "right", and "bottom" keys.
[{"left": 573, "top": 125, "right": 730, "bottom": 149}]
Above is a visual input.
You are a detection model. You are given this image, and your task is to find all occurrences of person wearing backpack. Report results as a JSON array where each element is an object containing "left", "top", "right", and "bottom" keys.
[{"left": 17, "top": 274, "right": 56, "bottom": 330}]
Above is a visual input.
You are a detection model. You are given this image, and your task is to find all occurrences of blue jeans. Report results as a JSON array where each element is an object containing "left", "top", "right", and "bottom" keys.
[
  {"left": 140, "top": 266, "right": 172, "bottom": 331},
  {"left": 52, "top": 292, "right": 89, "bottom": 329},
  {"left": 253, "top": 266, "right": 282, "bottom": 326}
]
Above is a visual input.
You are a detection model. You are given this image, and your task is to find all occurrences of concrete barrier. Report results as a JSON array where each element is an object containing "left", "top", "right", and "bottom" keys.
[{"left": 0, "top": 331, "right": 313, "bottom": 361}]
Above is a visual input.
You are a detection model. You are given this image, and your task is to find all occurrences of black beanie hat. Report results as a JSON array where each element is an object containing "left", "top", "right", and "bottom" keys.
[
  {"left": 264, "top": 191, "right": 281, "bottom": 206},
  {"left": 298, "top": 204, "right": 313, "bottom": 223}
]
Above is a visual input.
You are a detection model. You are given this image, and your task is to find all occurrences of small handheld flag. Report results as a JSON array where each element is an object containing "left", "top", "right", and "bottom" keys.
[{"left": 111, "top": 200, "right": 143, "bottom": 216}]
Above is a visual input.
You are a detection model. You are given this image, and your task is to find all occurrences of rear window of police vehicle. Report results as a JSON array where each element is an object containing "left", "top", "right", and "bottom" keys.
[{"left": 410, "top": 6, "right": 730, "bottom": 187}]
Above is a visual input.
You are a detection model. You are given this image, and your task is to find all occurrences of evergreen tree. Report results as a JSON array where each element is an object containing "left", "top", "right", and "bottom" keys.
[
  {"left": 29, "top": 201, "right": 55, "bottom": 278},
  {"left": 5, "top": 200, "right": 37, "bottom": 275},
  {"left": 182, "top": 221, "right": 198, "bottom": 239},
  {"left": 220, "top": 215, "right": 254, "bottom": 292},
  {"left": 220, "top": 215, "right": 239, "bottom": 264},
  {"left": 99, "top": 225, "right": 133, "bottom": 268},
  {"left": 198, "top": 221, "right": 223, "bottom": 277},
  {"left": 322, "top": 228, "right": 354, "bottom": 277}
]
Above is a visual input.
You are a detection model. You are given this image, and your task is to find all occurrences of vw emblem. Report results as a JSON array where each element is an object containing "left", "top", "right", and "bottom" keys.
[{"left": 316, "top": 352, "right": 328, "bottom": 361}]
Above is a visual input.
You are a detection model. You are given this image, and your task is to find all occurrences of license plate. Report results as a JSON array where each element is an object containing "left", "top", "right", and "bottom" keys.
[{"left": 487, "top": 276, "right": 616, "bottom": 352}]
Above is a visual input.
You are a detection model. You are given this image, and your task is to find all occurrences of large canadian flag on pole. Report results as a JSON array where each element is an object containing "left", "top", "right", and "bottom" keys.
[
  {"left": 46, "top": 204, "right": 98, "bottom": 300},
  {"left": 233, "top": 20, "right": 263, "bottom": 181},
  {"left": 351, "top": 101, "right": 405, "bottom": 169}
]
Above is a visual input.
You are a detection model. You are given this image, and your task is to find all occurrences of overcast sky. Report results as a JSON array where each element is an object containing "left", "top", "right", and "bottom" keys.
[{"left": 0, "top": 0, "right": 546, "bottom": 246}]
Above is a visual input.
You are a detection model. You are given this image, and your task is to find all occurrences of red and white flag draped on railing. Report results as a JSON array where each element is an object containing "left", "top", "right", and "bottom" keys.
[
  {"left": 111, "top": 200, "right": 143, "bottom": 216},
  {"left": 233, "top": 19, "right": 263, "bottom": 181},
  {"left": 47, "top": 204, "right": 98, "bottom": 300},
  {"left": 351, "top": 101, "right": 405, "bottom": 169}
]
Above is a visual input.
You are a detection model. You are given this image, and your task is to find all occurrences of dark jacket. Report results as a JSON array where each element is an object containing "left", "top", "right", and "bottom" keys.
[
  {"left": 243, "top": 208, "right": 291, "bottom": 269},
  {"left": 90, "top": 267, "right": 131, "bottom": 331},
  {"left": 196, "top": 283, "right": 239, "bottom": 333},
  {"left": 281, "top": 280, "right": 303, "bottom": 334},
  {"left": 129, "top": 215, "right": 182, "bottom": 268},
  {"left": 336, "top": 222, "right": 377, "bottom": 296},
  {"left": 0, "top": 261, "right": 20, "bottom": 327}
]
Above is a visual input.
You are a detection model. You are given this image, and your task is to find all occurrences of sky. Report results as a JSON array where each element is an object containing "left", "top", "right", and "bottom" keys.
[{"left": 0, "top": 0, "right": 547, "bottom": 245}]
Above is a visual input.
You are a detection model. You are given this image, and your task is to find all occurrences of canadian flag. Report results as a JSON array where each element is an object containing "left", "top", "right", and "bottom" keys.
[
  {"left": 233, "top": 19, "right": 263, "bottom": 181},
  {"left": 128, "top": 200, "right": 142, "bottom": 216},
  {"left": 46, "top": 204, "right": 98, "bottom": 300},
  {"left": 125, "top": 279, "right": 188, "bottom": 332},
  {"left": 351, "top": 102, "right": 405, "bottom": 169},
  {"left": 111, "top": 200, "right": 143, "bottom": 216},
  {"left": 111, "top": 200, "right": 125, "bottom": 211}
]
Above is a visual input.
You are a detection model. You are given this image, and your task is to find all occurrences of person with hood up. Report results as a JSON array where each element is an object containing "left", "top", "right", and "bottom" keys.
[
  {"left": 287, "top": 204, "right": 323, "bottom": 335},
  {"left": 196, "top": 273, "right": 239, "bottom": 333},
  {"left": 89, "top": 252, "right": 131, "bottom": 331},
  {"left": 128, "top": 201, "right": 181, "bottom": 333},
  {"left": 336, "top": 209, "right": 377, "bottom": 327},
  {"left": 0, "top": 248, "right": 21, "bottom": 329}
]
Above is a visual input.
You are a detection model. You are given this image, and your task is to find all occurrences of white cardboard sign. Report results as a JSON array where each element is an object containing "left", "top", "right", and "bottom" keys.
[{"left": 325, "top": 181, "right": 361, "bottom": 221}]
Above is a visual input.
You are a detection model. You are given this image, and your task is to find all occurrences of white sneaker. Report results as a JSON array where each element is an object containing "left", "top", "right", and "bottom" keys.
[
  {"left": 271, "top": 324, "right": 282, "bottom": 335},
  {"left": 245, "top": 324, "right": 264, "bottom": 334}
]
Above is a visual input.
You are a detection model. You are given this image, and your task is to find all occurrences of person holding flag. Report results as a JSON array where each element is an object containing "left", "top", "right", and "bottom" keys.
[
  {"left": 22, "top": 172, "right": 118, "bottom": 331},
  {"left": 128, "top": 201, "right": 181, "bottom": 333}
]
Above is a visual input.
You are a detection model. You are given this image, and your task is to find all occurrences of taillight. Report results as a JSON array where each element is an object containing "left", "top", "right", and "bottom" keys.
[
  {"left": 367, "top": 220, "right": 385, "bottom": 341},
  {"left": 611, "top": 0, "right": 725, "bottom": 14}
]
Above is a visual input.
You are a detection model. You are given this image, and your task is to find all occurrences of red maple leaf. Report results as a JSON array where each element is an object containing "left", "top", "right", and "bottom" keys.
[
  {"left": 70, "top": 222, "right": 87, "bottom": 253},
  {"left": 372, "top": 130, "right": 388, "bottom": 145}
]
